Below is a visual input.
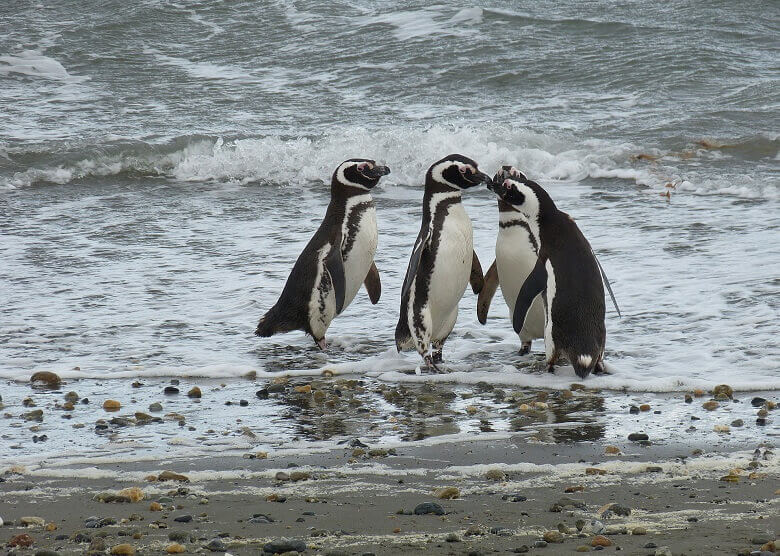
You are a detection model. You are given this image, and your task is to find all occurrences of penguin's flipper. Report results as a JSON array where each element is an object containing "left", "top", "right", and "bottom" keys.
[
  {"left": 512, "top": 257, "right": 547, "bottom": 335},
  {"left": 400, "top": 229, "right": 431, "bottom": 301},
  {"left": 364, "top": 261, "right": 381, "bottom": 304},
  {"left": 325, "top": 243, "right": 346, "bottom": 314},
  {"left": 592, "top": 250, "right": 621, "bottom": 318},
  {"left": 469, "top": 251, "right": 485, "bottom": 294},
  {"left": 477, "top": 260, "right": 499, "bottom": 325}
]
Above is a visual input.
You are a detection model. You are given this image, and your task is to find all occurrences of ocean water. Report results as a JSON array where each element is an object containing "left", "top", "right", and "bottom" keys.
[{"left": 1, "top": 0, "right": 779, "bottom": 401}]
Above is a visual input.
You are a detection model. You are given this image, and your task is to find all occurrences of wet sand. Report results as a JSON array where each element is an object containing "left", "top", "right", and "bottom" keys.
[{"left": 1, "top": 436, "right": 777, "bottom": 555}]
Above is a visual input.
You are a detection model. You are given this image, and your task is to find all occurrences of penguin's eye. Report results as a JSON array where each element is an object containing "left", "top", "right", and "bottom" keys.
[
  {"left": 357, "top": 163, "right": 368, "bottom": 172},
  {"left": 503, "top": 179, "right": 512, "bottom": 189}
]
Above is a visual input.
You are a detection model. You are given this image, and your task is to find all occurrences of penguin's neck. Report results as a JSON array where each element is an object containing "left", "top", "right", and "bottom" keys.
[
  {"left": 499, "top": 201, "right": 540, "bottom": 245},
  {"left": 422, "top": 186, "right": 461, "bottom": 224}
]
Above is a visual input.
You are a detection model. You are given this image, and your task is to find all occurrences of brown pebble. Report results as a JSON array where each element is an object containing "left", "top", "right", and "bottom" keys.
[
  {"left": 158, "top": 471, "right": 189, "bottom": 482},
  {"left": 30, "top": 371, "right": 61, "bottom": 388},
  {"left": 118, "top": 487, "right": 144, "bottom": 502},
  {"left": 166, "top": 543, "right": 186, "bottom": 554},
  {"left": 605, "top": 446, "right": 620, "bottom": 455},
  {"left": 693, "top": 389, "right": 705, "bottom": 397},
  {"left": 585, "top": 467, "right": 607, "bottom": 475},
  {"left": 393, "top": 527, "right": 401, "bottom": 534},
  {"left": 149, "top": 502, "right": 162, "bottom": 511},
  {"left": 44, "top": 522, "right": 57, "bottom": 531},
  {"left": 111, "top": 544, "right": 135, "bottom": 555},
  {"left": 639, "top": 404, "right": 651, "bottom": 411},
  {"left": 592, "top": 535, "right": 612, "bottom": 547},
  {"left": 565, "top": 485, "right": 585, "bottom": 493},
  {"left": 7, "top": 534, "right": 34, "bottom": 548},
  {"left": 702, "top": 401, "right": 719, "bottom": 411},
  {"left": 294, "top": 384, "right": 312, "bottom": 394},
  {"left": 187, "top": 387, "right": 202, "bottom": 398},
  {"left": 103, "top": 400, "right": 121, "bottom": 412},
  {"left": 435, "top": 487, "right": 460, "bottom": 499}
]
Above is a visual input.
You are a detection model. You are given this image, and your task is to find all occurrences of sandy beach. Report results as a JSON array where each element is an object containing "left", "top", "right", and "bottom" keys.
[{"left": 1, "top": 377, "right": 777, "bottom": 555}]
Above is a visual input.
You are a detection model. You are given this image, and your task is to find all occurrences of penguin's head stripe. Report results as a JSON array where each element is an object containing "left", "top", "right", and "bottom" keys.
[
  {"left": 488, "top": 174, "right": 541, "bottom": 221},
  {"left": 333, "top": 159, "right": 391, "bottom": 190},
  {"left": 427, "top": 154, "right": 490, "bottom": 190}
]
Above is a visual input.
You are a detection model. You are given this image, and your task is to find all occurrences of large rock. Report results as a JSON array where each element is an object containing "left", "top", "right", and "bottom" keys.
[{"left": 30, "top": 371, "right": 61, "bottom": 388}]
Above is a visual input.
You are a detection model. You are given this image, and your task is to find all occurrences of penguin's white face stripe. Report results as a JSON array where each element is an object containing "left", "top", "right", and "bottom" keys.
[
  {"left": 504, "top": 179, "right": 541, "bottom": 221},
  {"left": 336, "top": 160, "right": 374, "bottom": 190},
  {"left": 431, "top": 160, "right": 476, "bottom": 189}
]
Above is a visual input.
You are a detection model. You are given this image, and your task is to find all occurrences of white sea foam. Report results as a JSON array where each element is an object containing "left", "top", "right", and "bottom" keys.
[
  {"left": 357, "top": 6, "right": 483, "bottom": 41},
  {"left": 0, "top": 50, "right": 87, "bottom": 83}
]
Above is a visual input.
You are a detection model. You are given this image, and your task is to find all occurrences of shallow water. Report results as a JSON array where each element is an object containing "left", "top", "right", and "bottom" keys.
[{"left": 1, "top": 2, "right": 778, "bottom": 395}]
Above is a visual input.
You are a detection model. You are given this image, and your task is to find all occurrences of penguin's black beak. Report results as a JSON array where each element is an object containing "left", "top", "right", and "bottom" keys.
[
  {"left": 464, "top": 170, "right": 492, "bottom": 188},
  {"left": 486, "top": 177, "right": 504, "bottom": 197},
  {"left": 364, "top": 165, "right": 391, "bottom": 179}
]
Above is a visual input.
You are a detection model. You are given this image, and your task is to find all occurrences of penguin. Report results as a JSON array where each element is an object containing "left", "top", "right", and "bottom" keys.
[
  {"left": 477, "top": 166, "right": 546, "bottom": 355},
  {"left": 395, "top": 154, "right": 491, "bottom": 372},
  {"left": 486, "top": 170, "right": 610, "bottom": 378},
  {"left": 255, "top": 159, "right": 390, "bottom": 349}
]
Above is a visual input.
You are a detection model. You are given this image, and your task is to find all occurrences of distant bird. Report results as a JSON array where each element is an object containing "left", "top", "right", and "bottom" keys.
[
  {"left": 395, "top": 154, "right": 491, "bottom": 372},
  {"left": 478, "top": 166, "right": 545, "bottom": 355},
  {"left": 486, "top": 169, "right": 619, "bottom": 378},
  {"left": 255, "top": 159, "right": 390, "bottom": 348}
]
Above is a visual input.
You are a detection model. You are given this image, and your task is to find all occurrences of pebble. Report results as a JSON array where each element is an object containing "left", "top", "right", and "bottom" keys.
[
  {"left": 646, "top": 466, "right": 663, "bottom": 473},
  {"left": 632, "top": 526, "right": 647, "bottom": 535},
  {"left": 7, "top": 534, "right": 34, "bottom": 547},
  {"left": 485, "top": 469, "right": 507, "bottom": 481},
  {"left": 240, "top": 399, "right": 249, "bottom": 406},
  {"left": 582, "top": 520, "right": 605, "bottom": 535},
  {"left": 187, "top": 387, "right": 202, "bottom": 398},
  {"left": 164, "top": 386, "right": 179, "bottom": 395},
  {"left": 732, "top": 419, "right": 744, "bottom": 427},
  {"left": 118, "top": 487, "right": 144, "bottom": 502},
  {"left": 639, "top": 404, "right": 651, "bottom": 411},
  {"left": 249, "top": 513, "right": 274, "bottom": 524},
  {"left": 585, "top": 467, "right": 606, "bottom": 475},
  {"left": 702, "top": 401, "right": 719, "bottom": 411},
  {"left": 712, "top": 384, "right": 733, "bottom": 398},
  {"left": 629, "top": 405, "right": 640, "bottom": 414},
  {"left": 413, "top": 502, "right": 445, "bottom": 515},
  {"left": 89, "top": 538, "right": 106, "bottom": 551},
  {"left": 434, "top": 487, "right": 460, "bottom": 499},
  {"left": 533, "top": 540, "right": 548, "bottom": 548},
  {"left": 158, "top": 471, "right": 190, "bottom": 482},
  {"left": 290, "top": 471, "right": 310, "bottom": 481},
  {"left": 263, "top": 538, "right": 307, "bottom": 553},
  {"left": 166, "top": 543, "right": 186, "bottom": 553},
  {"left": 501, "top": 494, "right": 527, "bottom": 502},
  {"left": 513, "top": 546, "right": 529, "bottom": 553},
  {"left": 465, "top": 525, "right": 484, "bottom": 536},
  {"left": 756, "top": 418, "right": 767, "bottom": 426},
  {"left": 604, "top": 446, "right": 620, "bottom": 455},
  {"left": 750, "top": 534, "right": 772, "bottom": 545},
  {"left": 30, "top": 371, "right": 61, "bottom": 388},
  {"left": 714, "top": 424, "right": 730, "bottom": 433},
  {"left": 110, "top": 544, "right": 135, "bottom": 555},
  {"left": 576, "top": 546, "right": 591, "bottom": 552},
  {"left": 206, "top": 538, "right": 227, "bottom": 552},
  {"left": 173, "top": 514, "right": 192, "bottom": 523},
  {"left": 684, "top": 394, "right": 693, "bottom": 403},
  {"left": 654, "top": 547, "right": 672, "bottom": 556},
  {"left": 22, "top": 409, "right": 44, "bottom": 422},
  {"left": 445, "top": 532, "right": 460, "bottom": 542},
  {"left": 275, "top": 471, "right": 290, "bottom": 481},
  {"left": 592, "top": 535, "right": 612, "bottom": 547},
  {"left": 103, "top": 400, "right": 121, "bottom": 411},
  {"left": 149, "top": 402, "right": 163, "bottom": 412},
  {"left": 20, "top": 516, "right": 45, "bottom": 527},
  {"left": 627, "top": 433, "right": 648, "bottom": 441},
  {"left": 543, "top": 530, "right": 564, "bottom": 543}
]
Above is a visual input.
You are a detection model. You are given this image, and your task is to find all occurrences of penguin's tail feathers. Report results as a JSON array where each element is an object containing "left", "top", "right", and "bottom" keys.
[
  {"left": 572, "top": 353, "right": 597, "bottom": 379},
  {"left": 255, "top": 305, "right": 297, "bottom": 337}
]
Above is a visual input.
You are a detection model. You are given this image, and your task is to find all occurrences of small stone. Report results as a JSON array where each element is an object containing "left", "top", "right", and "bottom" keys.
[
  {"left": 103, "top": 400, "right": 121, "bottom": 411},
  {"left": 645, "top": 466, "right": 663, "bottom": 473},
  {"left": 466, "top": 405, "right": 478, "bottom": 415},
  {"left": 632, "top": 526, "right": 647, "bottom": 535},
  {"left": 714, "top": 424, "right": 730, "bottom": 433},
  {"left": 592, "top": 535, "right": 612, "bottom": 547},
  {"left": 534, "top": 540, "right": 548, "bottom": 548},
  {"left": 435, "top": 487, "right": 460, "bottom": 499},
  {"left": 582, "top": 520, "right": 605, "bottom": 535},
  {"left": 158, "top": 471, "right": 189, "bottom": 482},
  {"left": 110, "top": 544, "right": 136, "bottom": 555},
  {"left": 464, "top": 525, "right": 484, "bottom": 536},
  {"left": 89, "top": 538, "right": 107, "bottom": 551},
  {"left": 168, "top": 532, "right": 189, "bottom": 542},
  {"left": 702, "top": 400, "right": 719, "bottom": 411},
  {"left": 604, "top": 446, "right": 620, "bottom": 455},
  {"left": 750, "top": 534, "right": 772, "bottom": 545},
  {"left": 513, "top": 546, "right": 529, "bottom": 553},
  {"left": 485, "top": 469, "right": 507, "bottom": 481},
  {"left": 654, "top": 547, "right": 672, "bottom": 556},
  {"left": 413, "top": 502, "right": 445, "bottom": 515},
  {"left": 239, "top": 399, "right": 248, "bottom": 406},
  {"left": 629, "top": 405, "right": 640, "bottom": 414},
  {"left": 118, "top": 487, "right": 145, "bottom": 502},
  {"left": 205, "top": 538, "right": 226, "bottom": 552},
  {"left": 187, "top": 387, "right": 202, "bottom": 398},
  {"left": 757, "top": 408, "right": 769, "bottom": 417},
  {"left": 720, "top": 474, "right": 739, "bottom": 482},
  {"left": 173, "top": 514, "right": 192, "bottom": 523},
  {"left": 756, "top": 417, "right": 767, "bottom": 426},
  {"left": 166, "top": 543, "right": 186, "bottom": 553},
  {"left": 8, "top": 534, "right": 35, "bottom": 547},
  {"left": 30, "top": 371, "right": 61, "bottom": 388},
  {"left": 262, "top": 538, "right": 307, "bottom": 553},
  {"left": 149, "top": 502, "right": 162, "bottom": 511},
  {"left": 693, "top": 389, "right": 705, "bottom": 397},
  {"left": 164, "top": 386, "right": 179, "bottom": 395},
  {"left": 684, "top": 394, "right": 693, "bottom": 403},
  {"left": 44, "top": 522, "right": 57, "bottom": 531},
  {"left": 639, "top": 404, "right": 651, "bottom": 411},
  {"left": 445, "top": 532, "right": 460, "bottom": 542},
  {"left": 628, "top": 432, "right": 648, "bottom": 441},
  {"left": 294, "top": 384, "right": 312, "bottom": 394},
  {"left": 149, "top": 402, "right": 163, "bottom": 412},
  {"left": 22, "top": 409, "right": 44, "bottom": 422},
  {"left": 20, "top": 516, "right": 46, "bottom": 527},
  {"left": 731, "top": 419, "right": 744, "bottom": 427},
  {"left": 565, "top": 485, "right": 585, "bottom": 493},
  {"left": 576, "top": 546, "right": 591, "bottom": 552},
  {"left": 585, "top": 467, "right": 606, "bottom": 475},
  {"left": 712, "top": 384, "right": 733, "bottom": 398},
  {"left": 543, "top": 530, "right": 564, "bottom": 543},
  {"left": 290, "top": 471, "right": 310, "bottom": 481}
]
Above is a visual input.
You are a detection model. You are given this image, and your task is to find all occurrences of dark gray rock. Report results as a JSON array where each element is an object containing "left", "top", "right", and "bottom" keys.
[
  {"left": 413, "top": 502, "right": 445, "bottom": 515},
  {"left": 173, "top": 514, "right": 193, "bottom": 523},
  {"left": 263, "top": 538, "right": 307, "bottom": 553},
  {"left": 628, "top": 432, "right": 649, "bottom": 441},
  {"left": 169, "top": 531, "right": 190, "bottom": 542},
  {"left": 206, "top": 538, "right": 227, "bottom": 552}
]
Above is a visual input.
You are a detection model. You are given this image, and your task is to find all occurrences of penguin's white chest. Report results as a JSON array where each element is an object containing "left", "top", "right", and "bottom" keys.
[
  {"left": 496, "top": 219, "right": 545, "bottom": 341},
  {"left": 427, "top": 203, "right": 472, "bottom": 322},
  {"left": 341, "top": 197, "right": 377, "bottom": 308}
]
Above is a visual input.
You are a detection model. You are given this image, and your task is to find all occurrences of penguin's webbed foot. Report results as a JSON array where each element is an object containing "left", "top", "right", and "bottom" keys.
[
  {"left": 519, "top": 341, "right": 532, "bottom": 356},
  {"left": 432, "top": 349, "right": 443, "bottom": 364},
  {"left": 423, "top": 355, "right": 447, "bottom": 374},
  {"left": 593, "top": 361, "right": 610, "bottom": 376},
  {"left": 546, "top": 363, "right": 556, "bottom": 374},
  {"left": 316, "top": 338, "right": 328, "bottom": 350}
]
